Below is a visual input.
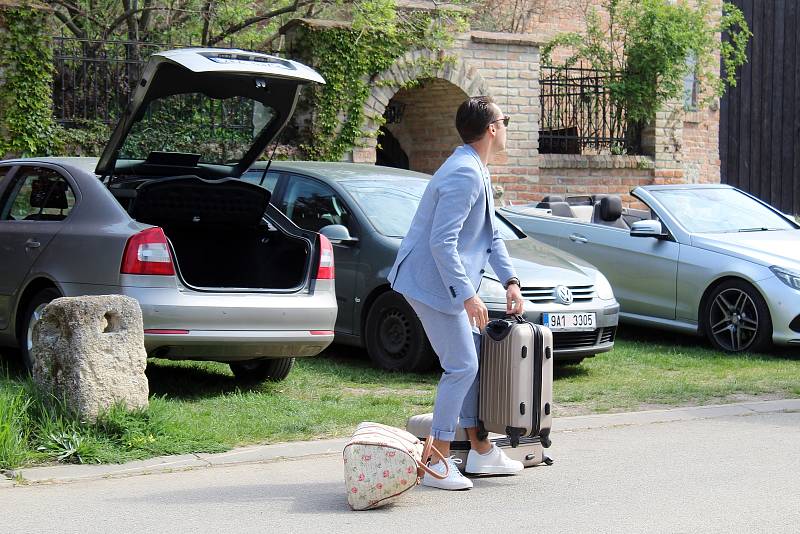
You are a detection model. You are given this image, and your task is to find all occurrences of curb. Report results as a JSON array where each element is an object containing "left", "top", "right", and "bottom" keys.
[
  {"left": 5, "top": 399, "right": 799, "bottom": 486},
  {"left": 554, "top": 398, "right": 800, "bottom": 432}
]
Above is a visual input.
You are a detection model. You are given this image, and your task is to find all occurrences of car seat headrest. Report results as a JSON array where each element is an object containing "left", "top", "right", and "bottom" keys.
[
  {"left": 599, "top": 195, "right": 622, "bottom": 221},
  {"left": 547, "top": 201, "right": 574, "bottom": 218}
]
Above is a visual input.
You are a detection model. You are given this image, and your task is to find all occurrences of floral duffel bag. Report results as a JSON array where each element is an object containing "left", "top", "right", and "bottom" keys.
[{"left": 343, "top": 421, "right": 447, "bottom": 510}]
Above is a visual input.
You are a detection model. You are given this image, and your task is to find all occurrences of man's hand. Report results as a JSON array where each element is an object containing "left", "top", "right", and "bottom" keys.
[
  {"left": 506, "top": 284, "right": 524, "bottom": 315},
  {"left": 464, "top": 295, "right": 489, "bottom": 331}
]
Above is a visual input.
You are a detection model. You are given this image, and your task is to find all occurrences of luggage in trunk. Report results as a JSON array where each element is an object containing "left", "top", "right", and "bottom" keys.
[
  {"left": 405, "top": 413, "right": 552, "bottom": 470},
  {"left": 479, "top": 316, "right": 553, "bottom": 448},
  {"left": 130, "top": 176, "right": 310, "bottom": 290}
]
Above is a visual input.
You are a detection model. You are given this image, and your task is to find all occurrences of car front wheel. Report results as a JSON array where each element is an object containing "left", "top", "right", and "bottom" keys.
[
  {"left": 20, "top": 287, "right": 62, "bottom": 372},
  {"left": 229, "top": 357, "right": 295, "bottom": 383},
  {"left": 703, "top": 280, "right": 772, "bottom": 353},
  {"left": 364, "top": 291, "right": 436, "bottom": 372}
]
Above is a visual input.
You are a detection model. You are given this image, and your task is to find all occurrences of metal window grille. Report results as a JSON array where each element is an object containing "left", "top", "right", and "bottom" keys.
[
  {"left": 53, "top": 35, "right": 171, "bottom": 126},
  {"left": 539, "top": 64, "right": 638, "bottom": 155},
  {"left": 52, "top": 35, "right": 270, "bottom": 127}
]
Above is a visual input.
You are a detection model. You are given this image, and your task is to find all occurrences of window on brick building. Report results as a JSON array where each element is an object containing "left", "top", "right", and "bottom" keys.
[{"left": 683, "top": 53, "right": 699, "bottom": 111}]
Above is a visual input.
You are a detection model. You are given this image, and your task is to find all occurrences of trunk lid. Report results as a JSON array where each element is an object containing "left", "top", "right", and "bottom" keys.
[{"left": 96, "top": 48, "right": 324, "bottom": 180}]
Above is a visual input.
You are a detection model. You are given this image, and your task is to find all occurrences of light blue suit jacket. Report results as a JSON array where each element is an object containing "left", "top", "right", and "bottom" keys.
[{"left": 388, "top": 145, "right": 517, "bottom": 315}]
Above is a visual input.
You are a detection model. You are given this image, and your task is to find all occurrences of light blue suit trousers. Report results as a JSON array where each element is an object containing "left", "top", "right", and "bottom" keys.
[{"left": 389, "top": 145, "right": 518, "bottom": 441}]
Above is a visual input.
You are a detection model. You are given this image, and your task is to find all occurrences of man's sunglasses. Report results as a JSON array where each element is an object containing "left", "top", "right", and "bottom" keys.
[{"left": 489, "top": 116, "right": 510, "bottom": 127}]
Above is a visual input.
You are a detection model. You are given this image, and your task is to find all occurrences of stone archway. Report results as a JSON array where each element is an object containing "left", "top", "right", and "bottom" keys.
[
  {"left": 351, "top": 49, "right": 494, "bottom": 166},
  {"left": 280, "top": 20, "right": 543, "bottom": 203},
  {"left": 380, "top": 79, "right": 469, "bottom": 174}
]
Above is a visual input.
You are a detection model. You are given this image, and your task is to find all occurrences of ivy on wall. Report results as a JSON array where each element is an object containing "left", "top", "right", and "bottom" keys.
[
  {"left": 0, "top": 6, "right": 59, "bottom": 157},
  {"left": 293, "top": 11, "right": 464, "bottom": 162}
]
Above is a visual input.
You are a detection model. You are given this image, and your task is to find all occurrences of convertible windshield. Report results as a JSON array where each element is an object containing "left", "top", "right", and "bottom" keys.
[
  {"left": 119, "top": 93, "right": 276, "bottom": 165},
  {"left": 341, "top": 178, "right": 521, "bottom": 239},
  {"left": 651, "top": 188, "right": 795, "bottom": 233}
]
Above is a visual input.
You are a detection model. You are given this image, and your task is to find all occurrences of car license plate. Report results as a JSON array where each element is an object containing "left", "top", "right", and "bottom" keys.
[{"left": 542, "top": 312, "right": 596, "bottom": 331}]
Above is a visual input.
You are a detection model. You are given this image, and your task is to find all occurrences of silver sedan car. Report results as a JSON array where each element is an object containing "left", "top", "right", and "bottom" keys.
[
  {"left": 501, "top": 185, "right": 800, "bottom": 353},
  {"left": 0, "top": 48, "right": 337, "bottom": 382},
  {"left": 243, "top": 162, "right": 620, "bottom": 369}
]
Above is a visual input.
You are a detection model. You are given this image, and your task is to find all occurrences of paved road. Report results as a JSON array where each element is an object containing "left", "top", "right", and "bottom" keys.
[{"left": 3, "top": 407, "right": 799, "bottom": 534}]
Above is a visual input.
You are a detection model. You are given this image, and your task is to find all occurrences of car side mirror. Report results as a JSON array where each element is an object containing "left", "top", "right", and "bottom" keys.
[
  {"left": 630, "top": 220, "right": 668, "bottom": 239},
  {"left": 320, "top": 224, "right": 358, "bottom": 245}
]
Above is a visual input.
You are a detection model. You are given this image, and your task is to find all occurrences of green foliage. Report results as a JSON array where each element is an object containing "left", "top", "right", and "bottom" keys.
[
  {"left": 542, "top": 0, "right": 752, "bottom": 124},
  {"left": 0, "top": 7, "right": 59, "bottom": 157},
  {"left": 295, "top": 3, "right": 465, "bottom": 161},
  {"left": 0, "top": 370, "right": 221, "bottom": 469},
  {"left": 45, "top": 0, "right": 305, "bottom": 47},
  {"left": 0, "top": 387, "right": 30, "bottom": 469},
  {"left": 120, "top": 95, "right": 260, "bottom": 164},
  {"left": 52, "top": 120, "right": 112, "bottom": 158}
]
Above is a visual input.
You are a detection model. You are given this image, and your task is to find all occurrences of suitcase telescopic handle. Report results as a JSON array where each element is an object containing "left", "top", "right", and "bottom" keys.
[{"left": 486, "top": 316, "right": 517, "bottom": 341}]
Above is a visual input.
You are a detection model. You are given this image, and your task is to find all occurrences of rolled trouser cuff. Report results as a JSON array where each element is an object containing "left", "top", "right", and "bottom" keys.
[
  {"left": 430, "top": 428, "right": 456, "bottom": 442},
  {"left": 459, "top": 417, "right": 479, "bottom": 429}
]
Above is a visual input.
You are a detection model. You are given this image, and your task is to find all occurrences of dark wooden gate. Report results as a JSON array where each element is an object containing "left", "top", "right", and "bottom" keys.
[{"left": 720, "top": 0, "right": 800, "bottom": 215}]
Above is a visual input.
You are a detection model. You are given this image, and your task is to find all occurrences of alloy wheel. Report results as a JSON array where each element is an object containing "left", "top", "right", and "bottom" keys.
[{"left": 708, "top": 288, "right": 759, "bottom": 352}]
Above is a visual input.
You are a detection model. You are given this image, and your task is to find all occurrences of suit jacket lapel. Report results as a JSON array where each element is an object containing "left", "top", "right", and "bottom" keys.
[{"left": 464, "top": 146, "right": 495, "bottom": 235}]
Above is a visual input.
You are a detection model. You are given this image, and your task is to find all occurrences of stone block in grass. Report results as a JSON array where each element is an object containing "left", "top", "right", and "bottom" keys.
[{"left": 32, "top": 295, "right": 148, "bottom": 421}]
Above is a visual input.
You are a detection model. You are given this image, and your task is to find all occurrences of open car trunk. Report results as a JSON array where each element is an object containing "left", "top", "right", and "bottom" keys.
[{"left": 129, "top": 176, "right": 311, "bottom": 291}]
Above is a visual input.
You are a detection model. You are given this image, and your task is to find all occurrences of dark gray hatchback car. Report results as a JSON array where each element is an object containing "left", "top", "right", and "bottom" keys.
[{"left": 243, "top": 162, "right": 620, "bottom": 371}]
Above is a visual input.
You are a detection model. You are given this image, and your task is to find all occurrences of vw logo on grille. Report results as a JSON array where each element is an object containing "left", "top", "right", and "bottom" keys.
[{"left": 555, "top": 285, "right": 573, "bottom": 305}]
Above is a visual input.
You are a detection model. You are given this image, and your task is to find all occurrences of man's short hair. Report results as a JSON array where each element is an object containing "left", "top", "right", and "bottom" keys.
[{"left": 455, "top": 96, "right": 496, "bottom": 144}]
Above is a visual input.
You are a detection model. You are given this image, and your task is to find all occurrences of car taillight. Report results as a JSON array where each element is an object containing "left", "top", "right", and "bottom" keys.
[
  {"left": 315, "top": 234, "right": 335, "bottom": 280},
  {"left": 121, "top": 227, "right": 175, "bottom": 276}
]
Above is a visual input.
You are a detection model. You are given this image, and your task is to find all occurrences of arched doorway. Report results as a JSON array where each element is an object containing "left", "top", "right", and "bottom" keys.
[
  {"left": 375, "top": 126, "right": 409, "bottom": 169},
  {"left": 377, "top": 78, "right": 469, "bottom": 174}
]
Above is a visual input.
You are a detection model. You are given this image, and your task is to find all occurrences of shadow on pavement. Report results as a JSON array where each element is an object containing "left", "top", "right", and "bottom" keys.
[
  {"left": 115, "top": 469, "right": 537, "bottom": 514},
  {"left": 117, "top": 481, "right": 354, "bottom": 514}
]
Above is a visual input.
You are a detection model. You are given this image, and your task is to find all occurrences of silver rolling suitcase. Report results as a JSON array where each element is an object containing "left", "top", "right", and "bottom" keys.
[
  {"left": 479, "top": 315, "right": 553, "bottom": 448},
  {"left": 405, "top": 413, "right": 552, "bottom": 470}
]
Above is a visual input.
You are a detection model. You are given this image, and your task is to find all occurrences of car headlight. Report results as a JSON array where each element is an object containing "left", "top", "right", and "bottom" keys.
[
  {"left": 594, "top": 273, "right": 615, "bottom": 300},
  {"left": 477, "top": 277, "right": 507, "bottom": 303},
  {"left": 770, "top": 266, "right": 800, "bottom": 290}
]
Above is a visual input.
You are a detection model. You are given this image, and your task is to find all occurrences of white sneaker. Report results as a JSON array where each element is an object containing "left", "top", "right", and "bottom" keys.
[
  {"left": 465, "top": 444, "right": 525, "bottom": 475},
  {"left": 421, "top": 457, "right": 473, "bottom": 490}
]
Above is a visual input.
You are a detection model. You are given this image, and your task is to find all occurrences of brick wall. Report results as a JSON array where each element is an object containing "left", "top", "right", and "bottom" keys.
[
  {"left": 353, "top": 31, "right": 542, "bottom": 201},
  {"left": 526, "top": 0, "right": 608, "bottom": 64},
  {"left": 384, "top": 79, "right": 466, "bottom": 175},
  {"left": 533, "top": 0, "right": 723, "bottom": 189},
  {"left": 283, "top": 0, "right": 723, "bottom": 209},
  {"left": 534, "top": 154, "right": 654, "bottom": 208},
  {"left": 682, "top": 109, "right": 721, "bottom": 184}
]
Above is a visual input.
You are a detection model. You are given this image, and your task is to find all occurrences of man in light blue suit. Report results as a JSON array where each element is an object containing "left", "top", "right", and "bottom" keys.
[{"left": 388, "top": 96, "right": 526, "bottom": 490}]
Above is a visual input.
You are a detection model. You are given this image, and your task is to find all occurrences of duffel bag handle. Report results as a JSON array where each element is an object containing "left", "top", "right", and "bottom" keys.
[{"left": 417, "top": 436, "right": 449, "bottom": 480}]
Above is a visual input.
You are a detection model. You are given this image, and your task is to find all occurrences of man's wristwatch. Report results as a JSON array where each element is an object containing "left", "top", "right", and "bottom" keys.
[{"left": 504, "top": 277, "right": 521, "bottom": 290}]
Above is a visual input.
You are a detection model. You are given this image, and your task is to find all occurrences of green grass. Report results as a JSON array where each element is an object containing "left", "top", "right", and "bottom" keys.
[
  {"left": 555, "top": 328, "right": 800, "bottom": 414},
  {"left": 0, "top": 327, "right": 798, "bottom": 470}
]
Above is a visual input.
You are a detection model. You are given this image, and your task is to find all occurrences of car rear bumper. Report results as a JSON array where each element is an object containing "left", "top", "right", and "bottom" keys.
[
  {"left": 59, "top": 279, "right": 338, "bottom": 360},
  {"left": 488, "top": 299, "right": 619, "bottom": 360},
  {"left": 144, "top": 329, "right": 334, "bottom": 360}
]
